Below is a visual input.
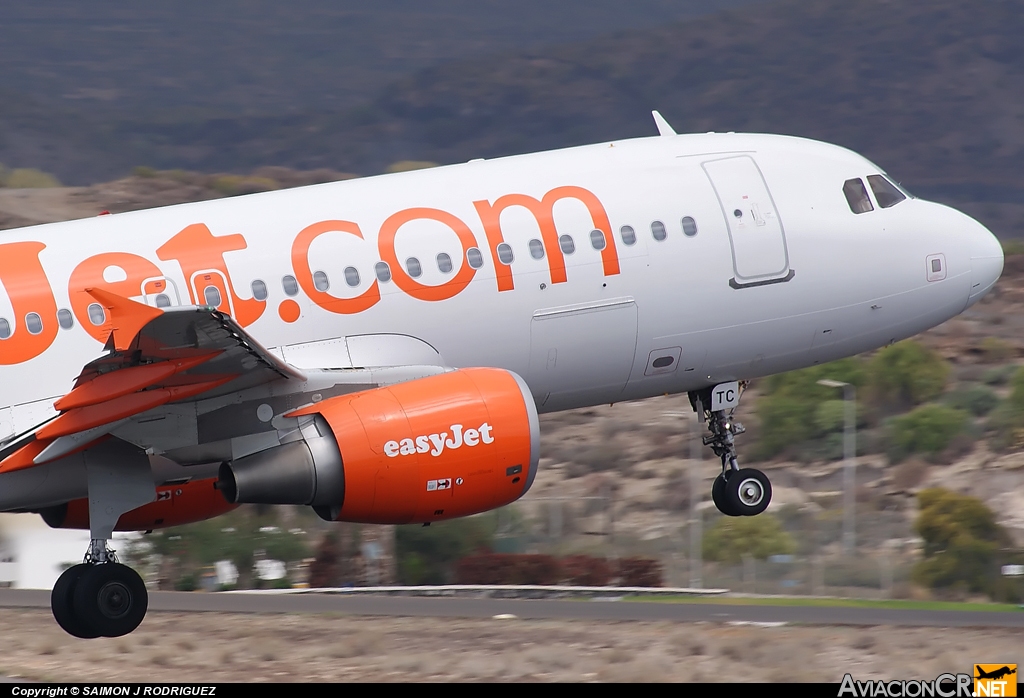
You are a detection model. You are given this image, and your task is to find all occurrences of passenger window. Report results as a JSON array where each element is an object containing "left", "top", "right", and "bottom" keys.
[
  {"left": 651, "top": 221, "right": 667, "bottom": 241},
  {"left": 406, "top": 257, "right": 422, "bottom": 278},
  {"left": 466, "top": 248, "right": 484, "bottom": 269},
  {"left": 57, "top": 308, "right": 74, "bottom": 329},
  {"left": 25, "top": 313, "right": 42, "bottom": 335},
  {"left": 251, "top": 280, "right": 268, "bottom": 301},
  {"left": 496, "top": 243, "right": 514, "bottom": 265},
  {"left": 867, "top": 175, "right": 907, "bottom": 209},
  {"left": 203, "top": 286, "right": 222, "bottom": 307},
  {"left": 682, "top": 217, "right": 698, "bottom": 237},
  {"left": 529, "top": 239, "right": 545, "bottom": 260},
  {"left": 620, "top": 226, "right": 636, "bottom": 246},
  {"left": 155, "top": 294, "right": 171, "bottom": 308},
  {"left": 87, "top": 303, "right": 106, "bottom": 326},
  {"left": 313, "top": 271, "right": 330, "bottom": 292},
  {"left": 344, "top": 267, "right": 360, "bottom": 287},
  {"left": 374, "top": 262, "right": 392, "bottom": 282},
  {"left": 558, "top": 235, "right": 575, "bottom": 255},
  {"left": 590, "top": 229, "right": 606, "bottom": 251},
  {"left": 437, "top": 253, "right": 453, "bottom": 273},
  {"left": 843, "top": 178, "right": 874, "bottom": 214},
  {"left": 282, "top": 275, "right": 299, "bottom": 297},
  {"left": 0, "top": 318, "right": 9, "bottom": 340}
]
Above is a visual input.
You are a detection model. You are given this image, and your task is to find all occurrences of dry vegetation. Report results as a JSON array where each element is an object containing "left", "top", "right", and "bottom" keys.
[{"left": 0, "top": 609, "right": 1019, "bottom": 683}]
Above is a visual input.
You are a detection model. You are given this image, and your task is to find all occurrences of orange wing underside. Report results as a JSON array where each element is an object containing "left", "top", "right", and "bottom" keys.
[{"left": 0, "top": 290, "right": 245, "bottom": 474}]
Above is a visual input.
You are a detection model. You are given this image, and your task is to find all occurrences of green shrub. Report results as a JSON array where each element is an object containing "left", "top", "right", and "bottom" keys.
[
  {"left": 888, "top": 404, "right": 968, "bottom": 460},
  {"left": 702, "top": 514, "right": 795, "bottom": 564},
  {"left": 982, "top": 365, "right": 1016, "bottom": 386},
  {"left": 814, "top": 399, "right": 847, "bottom": 435},
  {"left": 386, "top": 160, "right": 438, "bottom": 173},
  {"left": 754, "top": 358, "right": 864, "bottom": 459},
  {"left": 4, "top": 168, "right": 60, "bottom": 188},
  {"left": 868, "top": 340, "right": 949, "bottom": 409},
  {"left": 944, "top": 384, "right": 999, "bottom": 416},
  {"left": 911, "top": 488, "right": 1008, "bottom": 597},
  {"left": 133, "top": 166, "right": 157, "bottom": 178}
]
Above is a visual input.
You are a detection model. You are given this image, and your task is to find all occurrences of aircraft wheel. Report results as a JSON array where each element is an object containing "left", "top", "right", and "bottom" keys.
[
  {"left": 725, "top": 468, "right": 772, "bottom": 516},
  {"left": 51, "top": 564, "right": 101, "bottom": 639},
  {"left": 72, "top": 563, "right": 148, "bottom": 638},
  {"left": 712, "top": 473, "right": 742, "bottom": 516}
]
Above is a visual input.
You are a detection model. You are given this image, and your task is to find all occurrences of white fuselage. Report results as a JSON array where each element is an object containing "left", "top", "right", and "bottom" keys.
[{"left": 0, "top": 132, "right": 1003, "bottom": 441}]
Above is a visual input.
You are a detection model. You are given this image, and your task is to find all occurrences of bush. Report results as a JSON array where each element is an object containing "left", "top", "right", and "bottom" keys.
[
  {"left": 982, "top": 365, "right": 1016, "bottom": 386},
  {"left": 396, "top": 515, "right": 495, "bottom": 584},
  {"left": 753, "top": 358, "right": 864, "bottom": 460},
  {"left": 615, "top": 557, "right": 663, "bottom": 587},
  {"left": 944, "top": 384, "right": 999, "bottom": 416},
  {"left": 868, "top": 341, "right": 949, "bottom": 409},
  {"left": 702, "top": 514, "right": 796, "bottom": 564},
  {"left": 455, "top": 554, "right": 560, "bottom": 585},
  {"left": 560, "top": 555, "right": 613, "bottom": 586},
  {"left": 386, "top": 160, "right": 438, "bottom": 173},
  {"left": 3, "top": 168, "right": 60, "bottom": 188},
  {"left": 911, "top": 489, "right": 1009, "bottom": 596},
  {"left": 888, "top": 404, "right": 969, "bottom": 460}
]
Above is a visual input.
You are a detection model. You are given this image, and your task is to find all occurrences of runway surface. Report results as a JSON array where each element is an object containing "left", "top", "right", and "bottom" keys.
[{"left": 1, "top": 588, "right": 1022, "bottom": 628}]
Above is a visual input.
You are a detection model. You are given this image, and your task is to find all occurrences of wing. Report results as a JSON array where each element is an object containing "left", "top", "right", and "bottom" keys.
[{"left": 0, "top": 288, "right": 304, "bottom": 473}]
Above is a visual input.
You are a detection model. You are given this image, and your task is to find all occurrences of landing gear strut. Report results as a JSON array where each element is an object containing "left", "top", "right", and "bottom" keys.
[
  {"left": 690, "top": 384, "right": 772, "bottom": 517},
  {"left": 50, "top": 439, "right": 154, "bottom": 638}
]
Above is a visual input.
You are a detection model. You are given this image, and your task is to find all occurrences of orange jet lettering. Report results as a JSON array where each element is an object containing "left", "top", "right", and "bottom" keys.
[
  {"left": 156, "top": 223, "right": 265, "bottom": 326},
  {"left": 68, "top": 253, "right": 163, "bottom": 343},
  {"left": 473, "top": 186, "right": 620, "bottom": 292},
  {"left": 0, "top": 242, "right": 59, "bottom": 365},
  {"left": 292, "top": 220, "right": 380, "bottom": 314}
]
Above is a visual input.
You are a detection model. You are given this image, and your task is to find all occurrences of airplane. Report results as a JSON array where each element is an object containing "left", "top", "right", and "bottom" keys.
[{"left": 0, "top": 111, "right": 1002, "bottom": 639}]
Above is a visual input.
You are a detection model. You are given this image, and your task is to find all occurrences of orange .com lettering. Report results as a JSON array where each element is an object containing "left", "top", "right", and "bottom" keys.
[{"left": 0, "top": 186, "right": 618, "bottom": 364}]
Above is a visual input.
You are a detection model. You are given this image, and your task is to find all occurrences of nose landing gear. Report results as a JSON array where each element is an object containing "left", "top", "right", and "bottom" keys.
[{"left": 691, "top": 385, "right": 772, "bottom": 517}]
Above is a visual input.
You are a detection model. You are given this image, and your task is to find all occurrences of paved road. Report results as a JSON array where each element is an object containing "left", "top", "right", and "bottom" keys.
[{"left": 2, "top": 589, "right": 1022, "bottom": 628}]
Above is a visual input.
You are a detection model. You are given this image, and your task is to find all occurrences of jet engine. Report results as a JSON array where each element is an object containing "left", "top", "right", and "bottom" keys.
[
  {"left": 217, "top": 367, "right": 540, "bottom": 524},
  {"left": 39, "top": 477, "right": 236, "bottom": 531}
]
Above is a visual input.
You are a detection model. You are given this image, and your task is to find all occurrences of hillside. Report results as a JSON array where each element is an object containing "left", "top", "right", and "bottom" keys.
[{"left": 1, "top": 0, "right": 1022, "bottom": 239}]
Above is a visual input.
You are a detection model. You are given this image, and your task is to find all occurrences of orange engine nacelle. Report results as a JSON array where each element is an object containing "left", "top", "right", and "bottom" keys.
[
  {"left": 218, "top": 367, "right": 540, "bottom": 525},
  {"left": 39, "top": 477, "right": 237, "bottom": 531}
]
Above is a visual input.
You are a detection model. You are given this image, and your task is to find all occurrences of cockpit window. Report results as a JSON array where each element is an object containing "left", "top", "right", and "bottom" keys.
[
  {"left": 867, "top": 175, "right": 907, "bottom": 209},
  {"left": 843, "top": 178, "right": 874, "bottom": 214}
]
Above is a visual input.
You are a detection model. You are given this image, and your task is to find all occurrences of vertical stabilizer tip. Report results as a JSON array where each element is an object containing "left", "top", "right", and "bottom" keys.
[{"left": 652, "top": 110, "right": 677, "bottom": 136}]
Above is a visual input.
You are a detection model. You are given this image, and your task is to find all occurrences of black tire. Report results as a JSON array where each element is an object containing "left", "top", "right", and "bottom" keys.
[
  {"left": 712, "top": 473, "right": 741, "bottom": 516},
  {"left": 72, "top": 563, "right": 148, "bottom": 638},
  {"left": 51, "top": 564, "right": 100, "bottom": 639},
  {"left": 725, "top": 468, "right": 772, "bottom": 516}
]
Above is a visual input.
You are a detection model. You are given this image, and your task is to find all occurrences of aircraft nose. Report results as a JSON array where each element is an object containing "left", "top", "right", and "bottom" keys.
[{"left": 966, "top": 218, "right": 1003, "bottom": 308}]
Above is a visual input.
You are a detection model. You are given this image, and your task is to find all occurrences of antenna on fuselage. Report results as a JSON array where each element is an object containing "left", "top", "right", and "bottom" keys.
[{"left": 651, "top": 110, "right": 677, "bottom": 136}]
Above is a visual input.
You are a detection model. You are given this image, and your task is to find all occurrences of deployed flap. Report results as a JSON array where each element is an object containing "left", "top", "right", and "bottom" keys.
[{"left": 0, "top": 292, "right": 304, "bottom": 473}]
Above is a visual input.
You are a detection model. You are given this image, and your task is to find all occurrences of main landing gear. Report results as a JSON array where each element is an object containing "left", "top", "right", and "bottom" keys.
[
  {"left": 51, "top": 542, "right": 148, "bottom": 638},
  {"left": 50, "top": 439, "right": 155, "bottom": 638},
  {"left": 690, "top": 384, "right": 772, "bottom": 517}
]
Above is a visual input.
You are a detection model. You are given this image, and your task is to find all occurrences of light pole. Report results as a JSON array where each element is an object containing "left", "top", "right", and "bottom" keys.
[{"left": 817, "top": 379, "right": 856, "bottom": 555}]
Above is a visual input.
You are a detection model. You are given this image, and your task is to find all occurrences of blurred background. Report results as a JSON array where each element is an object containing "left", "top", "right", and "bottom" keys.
[{"left": 1, "top": 0, "right": 1023, "bottom": 604}]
